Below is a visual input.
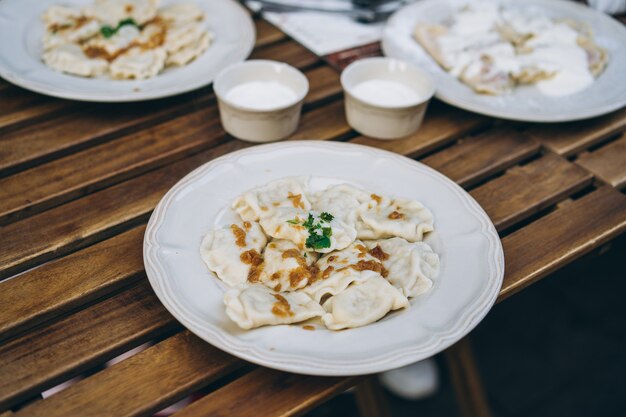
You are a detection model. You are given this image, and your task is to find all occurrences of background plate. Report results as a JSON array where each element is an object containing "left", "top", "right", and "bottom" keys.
[
  {"left": 382, "top": 0, "right": 626, "bottom": 122},
  {"left": 144, "top": 141, "right": 504, "bottom": 376},
  {"left": 0, "top": 0, "right": 255, "bottom": 102}
]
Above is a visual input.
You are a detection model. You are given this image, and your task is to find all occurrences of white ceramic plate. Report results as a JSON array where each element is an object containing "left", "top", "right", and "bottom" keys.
[
  {"left": 144, "top": 141, "right": 504, "bottom": 376},
  {"left": 0, "top": 0, "right": 254, "bottom": 102},
  {"left": 382, "top": 0, "right": 626, "bottom": 122}
]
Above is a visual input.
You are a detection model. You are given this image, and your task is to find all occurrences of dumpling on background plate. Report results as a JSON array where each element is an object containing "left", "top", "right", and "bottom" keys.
[
  {"left": 365, "top": 238, "right": 439, "bottom": 297},
  {"left": 43, "top": 43, "right": 108, "bottom": 77},
  {"left": 109, "top": 46, "right": 167, "bottom": 79},
  {"left": 224, "top": 284, "right": 325, "bottom": 330},
  {"left": 157, "top": 3, "right": 204, "bottom": 24},
  {"left": 321, "top": 273, "right": 409, "bottom": 330},
  {"left": 311, "top": 184, "right": 367, "bottom": 238},
  {"left": 166, "top": 30, "right": 212, "bottom": 66},
  {"left": 83, "top": 0, "right": 159, "bottom": 26},
  {"left": 200, "top": 221, "right": 267, "bottom": 287}
]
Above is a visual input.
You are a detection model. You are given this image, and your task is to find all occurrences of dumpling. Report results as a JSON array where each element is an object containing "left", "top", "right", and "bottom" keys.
[
  {"left": 224, "top": 284, "right": 325, "bottom": 330},
  {"left": 200, "top": 221, "right": 267, "bottom": 287},
  {"left": 83, "top": 24, "right": 142, "bottom": 59},
  {"left": 232, "top": 177, "right": 311, "bottom": 222},
  {"left": 260, "top": 240, "right": 319, "bottom": 292},
  {"left": 42, "top": 5, "right": 83, "bottom": 29},
  {"left": 84, "top": 0, "right": 159, "bottom": 26},
  {"left": 357, "top": 194, "right": 434, "bottom": 242},
  {"left": 311, "top": 184, "right": 367, "bottom": 235},
  {"left": 109, "top": 47, "right": 166, "bottom": 79},
  {"left": 162, "top": 21, "right": 206, "bottom": 54},
  {"left": 259, "top": 208, "right": 356, "bottom": 254},
  {"left": 158, "top": 3, "right": 204, "bottom": 24},
  {"left": 42, "top": 44, "right": 108, "bottom": 77},
  {"left": 321, "top": 274, "right": 409, "bottom": 330},
  {"left": 166, "top": 30, "right": 212, "bottom": 66},
  {"left": 42, "top": 8, "right": 101, "bottom": 50},
  {"left": 303, "top": 240, "right": 386, "bottom": 302},
  {"left": 365, "top": 238, "right": 439, "bottom": 297}
]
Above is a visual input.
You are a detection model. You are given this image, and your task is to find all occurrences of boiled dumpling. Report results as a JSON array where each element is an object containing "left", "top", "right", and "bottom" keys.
[
  {"left": 84, "top": 0, "right": 159, "bottom": 26},
  {"left": 311, "top": 184, "right": 367, "bottom": 237},
  {"left": 162, "top": 21, "right": 206, "bottom": 53},
  {"left": 109, "top": 46, "right": 166, "bottom": 79},
  {"left": 365, "top": 238, "right": 439, "bottom": 297},
  {"left": 261, "top": 240, "right": 319, "bottom": 292},
  {"left": 83, "top": 24, "right": 142, "bottom": 59},
  {"left": 166, "top": 30, "right": 212, "bottom": 66},
  {"left": 224, "top": 284, "right": 325, "bottom": 330},
  {"left": 158, "top": 3, "right": 204, "bottom": 24},
  {"left": 259, "top": 208, "right": 356, "bottom": 254},
  {"left": 321, "top": 274, "right": 409, "bottom": 330},
  {"left": 357, "top": 194, "right": 434, "bottom": 242},
  {"left": 200, "top": 221, "right": 267, "bottom": 287},
  {"left": 303, "top": 240, "right": 386, "bottom": 302},
  {"left": 232, "top": 177, "right": 311, "bottom": 222},
  {"left": 43, "top": 44, "right": 108, "bottom": 77}
]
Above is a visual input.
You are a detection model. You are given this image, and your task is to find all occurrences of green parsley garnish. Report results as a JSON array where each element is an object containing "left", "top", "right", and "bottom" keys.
[
  {"left": 100, "top": 18, "right": 138, "bottom": 38},
  {"left": 286, "top": 211, "right": 335, "bottom": 250}
]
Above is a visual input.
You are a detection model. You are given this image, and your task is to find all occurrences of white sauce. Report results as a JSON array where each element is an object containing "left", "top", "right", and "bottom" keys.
[
  {"left": 226, "top": 81, "right": 298, "bottom": 110},
  {"left": 433, "top": 1, "right": 597, "bottom": 97},
  {"left": 350, "top": 79, "right": 422, "bottom": 107}
]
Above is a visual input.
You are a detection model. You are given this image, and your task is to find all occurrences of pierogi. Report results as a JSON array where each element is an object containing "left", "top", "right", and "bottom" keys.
[
  {"left": 41, "top": 0, "right": 212, "bottom": 79},
  {"left": 201, "top": 177, "right": 440, "bottom": 331}
]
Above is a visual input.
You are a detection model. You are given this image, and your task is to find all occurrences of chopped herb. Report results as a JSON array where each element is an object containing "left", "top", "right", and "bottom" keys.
[
  {"left": 302, "top": 213, "right": 315, "bottom": 229},
  {"left": 306, "top": 233, "right": 331, "bottom": 250},
  {"left": 321, "top": 227, "right": 332, "bottom": 237},
  {"left": 100, "top": 18, "right": 139, "bottom": 38},
  {"left": 320, "top": 212, "right": 334, "bottom": 222},
  {"left": 303, "top": 253, "right": 307, "bottom": 258}
]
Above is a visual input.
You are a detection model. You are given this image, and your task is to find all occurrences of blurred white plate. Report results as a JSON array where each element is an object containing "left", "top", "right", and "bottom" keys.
[
  {"left": 382, "top": 0, "right": 626, "bottom": 122},
  {"left": 0, "top": 0, "right": 255, "bottom": 102},
  {"left": 144, "top": 141, "right": 504, "bottom": 376}
]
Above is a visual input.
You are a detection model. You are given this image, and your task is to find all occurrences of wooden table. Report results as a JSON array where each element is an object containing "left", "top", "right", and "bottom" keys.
[{"left": 1, "top": 15, "right": 625, "bottom": 417}]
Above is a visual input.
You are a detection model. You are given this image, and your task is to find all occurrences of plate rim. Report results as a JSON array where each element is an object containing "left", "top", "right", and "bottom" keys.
[
  {"left": 143, "top": 141, "right": 504, "bottom": 376},
  {"left": 0, "top": 0, "right": 255, "bottom": 102},
  {"left": 381, "top": 0, "right": 626, "bottom": 122}
]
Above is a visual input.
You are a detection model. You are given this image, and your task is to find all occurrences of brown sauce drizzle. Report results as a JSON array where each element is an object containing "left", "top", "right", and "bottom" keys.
[
  {"left": 369, "top": 245, "right": 389, "bottom": 262},
  {"left": 243, "top": 221, "right": 252, "bottom": 230},
  {"left": 282, "top": 249, "right": 318, "bottom": 288},
  {"left": 240, "top": 249, "right": 263, "bottom": 283},
  {"left": 351, "top": 260, "right": 388, "bottom": 277},
  {"left": 271, "top": 294, "right": 294, "bottom": 317},
  {"left": 230, "top": 224, "right": 247, "bottom": 247},
  {"left": 388, "top": 211, "right": 405, "bottom": 220}
]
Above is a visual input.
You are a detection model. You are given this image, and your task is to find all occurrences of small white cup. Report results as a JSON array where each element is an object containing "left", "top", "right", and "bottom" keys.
[
  {"left": 341, "top": 57, "right": 435, "bottom": 140},
  {"left": 214, "top": 60, "right": 309, "bottom": 143}
]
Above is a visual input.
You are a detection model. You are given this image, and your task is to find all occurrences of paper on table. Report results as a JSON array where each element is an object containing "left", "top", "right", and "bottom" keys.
[{"left": 247, "top": 1, "right": 385, "bottom": 56}]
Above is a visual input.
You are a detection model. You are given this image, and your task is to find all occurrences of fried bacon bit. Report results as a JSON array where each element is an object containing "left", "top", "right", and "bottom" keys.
[
  {"left": 248, "top": 262, "right": 264, "bottom": 283},
  {"left": 302, "top": 325, "right": 315, "bottom": 331},
  {"left": 328, "top": 256, "right": 336, "bottom": 262},
  {"left": 272, "top": 201, "right": 280, "bottom": 206},
  {"left": 240, "top": 249, "right": 263, "bottom": 282},
  {"left": 230, "top": 224, "right": 247, "bottom": 247},
  {"left": 125, "top": 4, "right": 134, "bottom": 12},
  {"left": 369, "top": 245, "right": 389, "bottom": 262},
  {"left": 351, "top": 260, "right": 388, "bottom": 277},
  {"left": 271, "top": 294, "right": 294, "bottom": 317},
  {"left": 243, "top": 221, "right": 252, "bottom": 230},
  {"left": 282, "top": 249, "right": 318, "bottom": 288},
  {"left": 388, "top": 211, "right": 405, "bottom": 220},
  {"left": 271, "top": 272, "right": 281, "bottom": 280},
  {"left": 261, "top": 206, "right": 269, "bottom": 211},
  {"left": 268, "top": 242, "right": 276, "bottom": 249},
  {"left": 371, "top": 194, "right": 382, "bottom": 204},
  {"left": 282, "top": 249, "right": 303, "bottom": 260},
  {"left": 287, "top": 192, "right": 306, "bottom": 209},
  {"left": 274, "top": 283, "right": 282, "bottom": 291}
]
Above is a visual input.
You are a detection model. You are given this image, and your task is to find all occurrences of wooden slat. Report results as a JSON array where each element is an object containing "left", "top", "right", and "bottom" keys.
[
  {"left": 0, "top": 87, "right": 69, "bottom": 132},
  {"left": 0, "top": 281, "right": 178, "bottom": 410},
  {"left": 349, "top": 102, "right": 489, "bottom": 158},
  {"left": 354, "top": 377, "right": 392, "bottom": 417},
  {"left": 251, "top": 40, "right": 319, "bottom": 69},
  {"left": 499, "top": 186, "right": 626, "bottom": 301},
  {"left": 0, "top": 96, "right": 352, "bottom": 278},
  {"left": 13, "top": 332, "right": 241, "bottom": 417},
  {"left": 576, "top": 134, "right": 626, "bottom": 189},
  {"left": 0, "top": 66, "right": 342, "bottom": 225},
  {"left": 525, "top": 106, "right": 626, "bottom": 157},
  {"left": 303, "top": 66, "right": 342, "bottom": 105},
  {"left": 470, "top": 153, "right": 593, "bottom": 231},
  {"left": 445, "top": 338, "right": 492, "bottom": 417},
  {"left": 174, "top": 368, "right": 360, "bottom": 417},
  {"left": 0, "top": 226, "right": 145, "bottom": 342},
  {"left": 421, "top": 128, "right": 540, "bottom": 188},
  {"left": 255, "top": 19, "right": 287, "bottom": 47}
]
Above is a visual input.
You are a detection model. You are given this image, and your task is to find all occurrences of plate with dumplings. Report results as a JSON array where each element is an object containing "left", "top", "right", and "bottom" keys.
[
  {"left": 144, "top": 141, "right": 504, "bottom": 375},
  {"left": 0, "top": 0, "right": 254, "bottom": 101},
  {"left": 382, "top": 0, "right": 626, "bottom": 122}
]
